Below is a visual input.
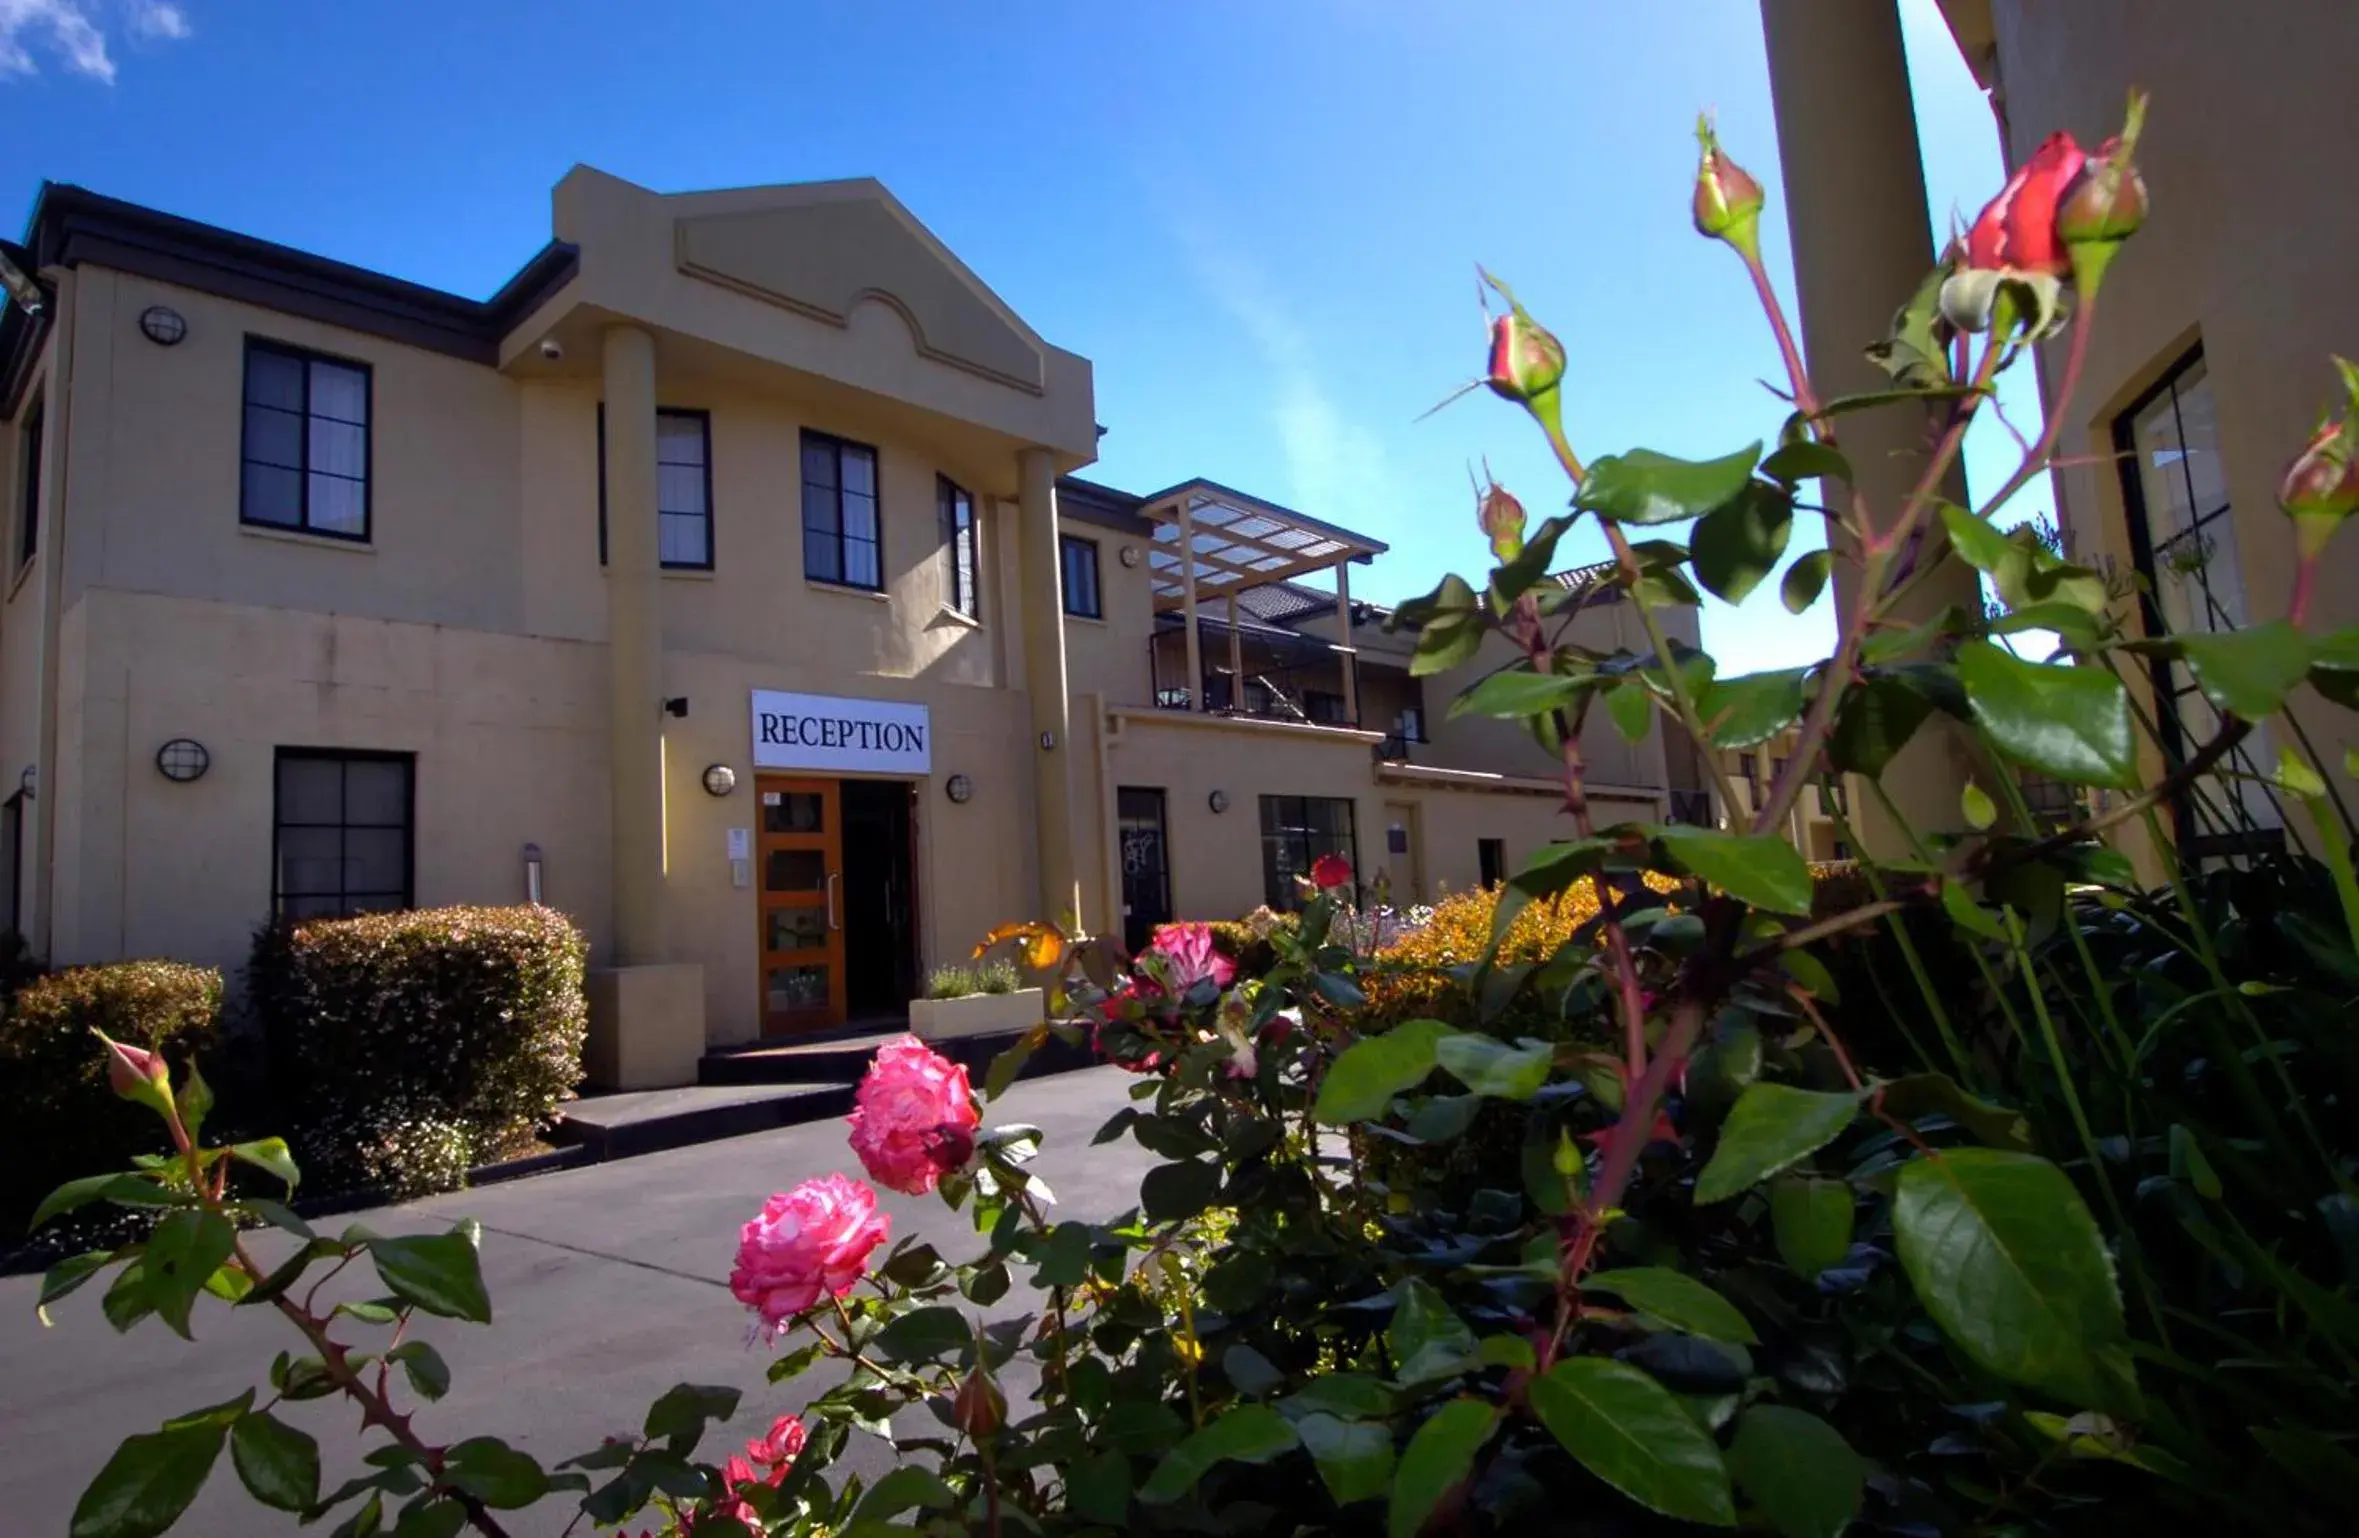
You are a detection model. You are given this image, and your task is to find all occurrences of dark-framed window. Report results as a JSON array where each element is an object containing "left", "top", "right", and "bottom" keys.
[
  {"left": 1478, "top": 837, "right": 1506, "bottom": 888},
  {"left": 939, "top": 475, "right": 978, "bottom": 618},
  {"left": 1259, "top": 794, "right": 1358, "bottom": 910},
  {"left": 2113, "top": 347, "right": 2282, "bottom": 856},
  {"left": 1305, "top": 689, "right": 1349, "bottom": 726},
  {"left": 597, "top": 406, "right": 714, "bottom": 570},
  {"left": 0, "top": 792, "right": 20, "bottom": 936},
  {"left": 273, "top": 749, "right": 414, "bottom": 919},
  {"left": 17, "top": 398, "right": 41, "bottom": 568},
  {"left": 241, "top": 339, "right": 371, "bottom": 540},
  {"left": 1395, "top": 705, "right": 1426, "bottom": 744},
  {"left": 1060, "top": 534, "right": 1102, "bottom": 619},
  {"left": 802, "top": 430, "right": 881, "bottom": 590}
]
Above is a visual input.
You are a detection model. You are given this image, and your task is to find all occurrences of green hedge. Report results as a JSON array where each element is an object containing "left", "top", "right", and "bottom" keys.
[
  {"left": 251, "top": 905, "right": 587, "bottom": 1197},
  {"left": 1, "top": 960, "right": 223, "bottom": 1231}
]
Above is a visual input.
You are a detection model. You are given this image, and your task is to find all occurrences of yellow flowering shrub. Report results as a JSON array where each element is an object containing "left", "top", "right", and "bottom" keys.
[{"left": 1360, "top": 874, "right": 1684, "bottom": 1028}]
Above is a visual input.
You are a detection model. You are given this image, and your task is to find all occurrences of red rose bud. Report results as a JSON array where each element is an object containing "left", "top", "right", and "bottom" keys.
[
  {"left": 1691, "top": 115, "right": 1764, "bottom": 255},
  {"left": 1478, "top": 478, "right": 1527, "bottom": 562},
  {"left": 953, "top": 1366, "right": 1004, "bottom": 1439},
  {"left": 1311, "top": 853, "right": 1353, "bottom": 890},
  {"left": 1963, "top": 132, "right": 2087, "bottom": 278},
  {"left": 1483, "top": 281, "right": 1566, "bottom": 409}
]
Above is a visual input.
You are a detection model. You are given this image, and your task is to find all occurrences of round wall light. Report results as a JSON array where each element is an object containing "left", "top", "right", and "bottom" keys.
[
  {"left": 1208, "top": 789, "right": 1230, "bottom": 814},
  {"left": 945, "top": 773, "right": 974, "bottom": 804},
  {"left": 156, "top": 739, "right": 210, "bottom": 783},
  {"left": 1039, "top": 730, "right": 1057, "bottom": 752},
  {"left": 1119, "top": 545, "right": 1143, "bottom": 568},
  {"left": 139, "top": 305, "right": 188, "bottom": 347},
  {"left": 701, "top": 763, "right": 737, "bottom": 797}
]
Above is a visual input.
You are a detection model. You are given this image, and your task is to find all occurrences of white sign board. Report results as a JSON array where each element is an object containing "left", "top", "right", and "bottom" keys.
[{"left": 750, "top": 690, "right": 932, "bottom": 775}]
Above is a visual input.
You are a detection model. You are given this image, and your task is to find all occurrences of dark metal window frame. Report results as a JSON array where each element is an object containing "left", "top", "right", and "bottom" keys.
[
  {"left": 271, "top": 747, "right": 416, "bottom": 918},
  {"left": 17, "top": 396, "right": 40, "bottom": 569},
  {"left": 2111, "top": 344, "right": 2282, "bottom": 858},
  {"left": 1478, "top": 837, "right": 1506, "bottom": 888},
  {"left": 1060, "top": 533, "right": 1102, "bottom": 619},
  {"left": 939, "top": 474, "right": 979, "bottom": 619},
  {"left": 240, "top": 336, "right": 374, "bottom": 542},
  {"left": 1258, "top": 793, "right": 1359, "bottom": 911},
  {"left": 596, "top": 404, "right": 716, "bottom": 571},
  {"left": 1, "top": 791, "right": 20, "bottom": 936},
  {"left": 1116, "top": 786, "right": 1173, "bottom": 954},
  {"left": 801, "top": 428, "right": 884, "bottom": 592}
]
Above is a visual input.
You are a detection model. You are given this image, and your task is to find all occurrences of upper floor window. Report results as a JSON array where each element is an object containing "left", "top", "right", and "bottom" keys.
[
  {"left": 597, "top": 407, "right": 713, "bottom": 570},
  {"left": 1394, "top": 706, "right": 1426, "bottom": 744},
  {"left": 802, "top": 430, "right": 881, "bottom": 590},
  {"left": 15, "top": 399, "right": 39, "bottom": 569},
  {"left": 1060, "top": 534, "right": 1102, "bottom": 619},
  {"left": 242, "top": 339, "right": 370, "bottom": 540},
  {"left": 939, "top": 476, "right": 978, "bottom": 618},
  {"left": 1305, "top": 689, "right": 1349, "bottom": 726}
]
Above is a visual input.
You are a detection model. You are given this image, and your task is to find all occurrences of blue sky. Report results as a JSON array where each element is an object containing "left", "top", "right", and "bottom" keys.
[{"left": 0, "top": 0, "right": 2045, "bottom": 669}]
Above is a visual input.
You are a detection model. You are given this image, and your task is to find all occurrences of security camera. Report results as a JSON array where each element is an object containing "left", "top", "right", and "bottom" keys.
[{"left": 538, "top": 338, "right": 564, "bottom": 361}]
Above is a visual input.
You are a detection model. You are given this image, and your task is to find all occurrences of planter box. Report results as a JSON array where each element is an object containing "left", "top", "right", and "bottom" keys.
[{"left": 908, "top": 987, "right": 1045, "bottom": 1041}]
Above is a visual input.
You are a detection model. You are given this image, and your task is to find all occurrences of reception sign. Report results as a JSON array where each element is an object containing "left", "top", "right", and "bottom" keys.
[{"left": 749, "top": 690, "right": 932, "bottom": 775}]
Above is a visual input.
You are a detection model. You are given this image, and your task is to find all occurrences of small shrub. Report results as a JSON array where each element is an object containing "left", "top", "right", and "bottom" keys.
[
  {"left": 925, "top": 959, "right": 1020, "bottom": 999},
  {"left": 0, "top": 960, "right": 222, "bottom": 1230},
  {"left": 1360, "top": 873, "right": 1682, "bottom": 1026},
  {"left": 973, "top": 957, "right": 1019, "bottom": 995},
  {"left": 251, "top": 905, "right": 586, "bottom": 1196},
  {"left": 1206, "top": 908, "right": 1298, "bottom": 977}
]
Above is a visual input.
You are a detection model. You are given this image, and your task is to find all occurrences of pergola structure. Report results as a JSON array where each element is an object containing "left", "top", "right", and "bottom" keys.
[{"left": 1136, "top": 478, "right": 1388, "bottom": 723}]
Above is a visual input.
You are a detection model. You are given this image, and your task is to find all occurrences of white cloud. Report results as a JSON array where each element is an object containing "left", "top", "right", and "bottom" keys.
[
  {"left": 1, "top": 0, "right": 192, "bottom": 83},
  {"left": 1167, "top": 213, "right": 1393, "bottom": 532}
]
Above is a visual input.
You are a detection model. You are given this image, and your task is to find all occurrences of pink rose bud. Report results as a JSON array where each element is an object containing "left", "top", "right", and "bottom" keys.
[
  {"left": 2057, "top": 92, "right": 2149, "bottom": 251},
  {"left": 1479, "top": 479, "right": 1527, "bottom": 563},
  {"left": 2279, "top": 368, "right": 2359, "bottom": 578},
  {"left": 847, "top": 1036, "right": 982, "bottom": 1196},
  {"left": 96, "top": 1031, "right": 174, "bottom": 1117},
  {"left": 1691, "top": 116, "right": 1764, "bottom": 251},
  {"left": 1485, "top": 306, "right": 1566, "bottom": 408},
  {"left": 1963, "top": 132, "right": 2088, "bottom": 279},
  {"left": 954, "top": 1366, "right": 1005, "bottom": 1438}
]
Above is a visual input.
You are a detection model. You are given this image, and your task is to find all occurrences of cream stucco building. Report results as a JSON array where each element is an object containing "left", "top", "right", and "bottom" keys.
[{"left": 0, "top": 169, "right": 1698, "bottom": 1086}]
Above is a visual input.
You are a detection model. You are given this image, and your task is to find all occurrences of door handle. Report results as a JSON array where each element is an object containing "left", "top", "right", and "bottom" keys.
[{"left": 826, "top": 871, "right": 841, "bottom": 931}]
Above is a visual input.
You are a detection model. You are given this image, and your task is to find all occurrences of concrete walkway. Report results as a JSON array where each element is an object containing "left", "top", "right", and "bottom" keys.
[{"left": 0, "top": 1065, "right": 1152, "bottom": 1537}]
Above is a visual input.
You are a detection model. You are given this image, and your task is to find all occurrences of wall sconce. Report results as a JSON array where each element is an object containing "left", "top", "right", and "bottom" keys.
[
  {"left": 701, "top": 764, "right": 737, "bottom": 797},
  {"left": 17, "top": 765, "right": 33, "bottom": 799},
  {"left": 1119, "top": 545, "right": 1142, "bottom": 568},
  {"left": 139, "top": 305, "right": 188, "bottom": 347},
  {"left": 1208, "top": 789, "right": 1229, "bottom": 814},
  {"left": 663, "top": 697, "right": 690, "bottom": 719},
  {"left": 945, "top": 774, "right": 974, "bottom": 804},
  {"left": 1039, "top": 730, "right": 1057, "bottom": 751},
  {"left": 522, "top": 843, "right": 545, "bottom": 906},
  {"left": 155, "top": 738, "right": 211, "bottom": 783}
]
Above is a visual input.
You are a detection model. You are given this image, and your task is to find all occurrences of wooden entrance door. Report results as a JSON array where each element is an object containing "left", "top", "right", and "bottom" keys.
[{"left": 757, "top": 776, "right": 845, "bottom": 1034}]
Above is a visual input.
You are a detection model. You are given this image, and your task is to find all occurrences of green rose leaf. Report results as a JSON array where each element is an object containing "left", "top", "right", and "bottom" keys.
[
  {"left": 641, "top": 1382, "right": 741, "bottom": 1446},
  {"left": 1389, "top": 1278, "right": 1477, "bottom": 1386},
  {"left": 1432, "top": 1033, "right": 1553, "bottom": 1101},
  {"left": 1694, "top": 1084, "right": 1863, "bottom": 1204},
  {"left": 852, "top": 1466, "right": 959, "bottom": 1523},
  {"left": 36, "top": 1249, "right": 115, "bottom": 1319},
  {"left": 1759, "top": 441, "right": 1850, "bottom": 486},
  {"left": 1726, "top": 1405, "right": 1864, "bottom": 1538},
  {"left": 1387, "top": 1399, "right": 1497, "bottom": 1538},
  {"left": 1450, "top": 669, "right": 1588, "bottom": 721},
  {"left": 387, "top": 1341, "right": 451, "bottom": 1402},
  {"left": 1315, "top": 1018, "right": 1448, "bottom": 1124},
  {"left": 1700, "top": 669, "right": 1810, "bottom": 750},
  {"left": 1958, "top": 641, "right": 2136, "bottom": 788},
  {"left": 1691, "top": 483, "right": 1795, "bottom": 604},
  {"left": 874, "top": 1304, "right": 974, "bottom": 1364},
  {"left": 2178, "top": 621, "right": 2313, "bottom": 721},
  {"left": 1279, "top": 1374, "right": 1395, "bottom": 1423},
  {"left": 1769, "top": 1177, "right": 1855, "bottom": 1280},
  {"left": 1066, "top": 1449, "right": 1132, "bottom": 1525},
  {"left": 1827, "top": 674, "right": 1934, "bottom": 777},
  {"left": 1140, "top": 1158, "right": 1222, "bottom": 1224},
  {"left": 1297, "top": 1413, "right": 1394, "bottom": 1507},
  {"left": 70, "top": 1395, "right": 248, "bottom": 1538},
  {"left": 368, "top": 1227, "right": 491, "bottom": 1324},
  {"left": 1584, "top": 1268, "right": 1758, "bottom": 1343},
  {"left": 441, "top": 1437, "right": 549, "bottom": 1510},
  {"left": 29, "top": 1172, "right": 174, "bottom": 1234},
  {"left": 1576, "top": 443, "right": 1762, "bottom": 526},
  {"left": 1876, "top": 1073, "right": 2030, "bottom": 1150},
  {"left": 143, "top": 1210, "right": 237, "bottom": 1340},
  {"left": 1137, "top": 1404, "right": 1298, "bottom": 1505},
  {"left": 1605, "top": 681, "right": 1654, "bottom": 743},
  {"left": 228, "top": 1138, "right": 301, "bottom": 1192},
  {"left": 1894, "top": 1149, "right": 2132, "bottom": 1410},
  {"left": 1527, "top": 1358, "right": 1735, "bottom": 1526},
  {"left": 1657, "top": 828, "right": 1813, "bottom": 916},
  {"left": 1780, "top": 548, "right": 1832, "bottom": 615},
  {"left": 230, "top": 1410, "right": 320, "bottom": 1514},
  {"left": 389, "top": 1498, "right": 466, "bottom": 1538},
  {"left": 1938, "top": 503, "right": 2019, "bottom": 574}
]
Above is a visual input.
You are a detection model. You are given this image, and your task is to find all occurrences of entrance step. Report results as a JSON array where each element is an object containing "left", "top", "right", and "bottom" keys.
[
  {"left": 553, "top": 1081, "right": 856, "bottom": 1161},
  {"left": 699, "top": 1023, "right": 1098, "bottom": 1088}
]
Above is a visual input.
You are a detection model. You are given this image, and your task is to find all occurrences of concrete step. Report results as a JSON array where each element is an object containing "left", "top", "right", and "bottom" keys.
[
  {"left": 699, "top": 1024, "right": 1098, "bottom": 1087},
  {"left": 553, "top": 1081, "right": 856, "bottom": 1161}
]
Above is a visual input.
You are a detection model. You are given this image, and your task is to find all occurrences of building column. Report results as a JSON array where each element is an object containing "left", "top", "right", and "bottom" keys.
[
  {"left": 1226, "top": 591, "right": 1245, "bottom": 712},
  {"left": 1177, "top": 499, "right": 1205, "bottom": 711},
  {"left": 1334, "top": 561, "right": 1359, "bottom": 725},
  {"left": 1761, "top": 0, "right": 1983, "bottom": 850},
  {"left": 602, "top": 324, "right": 666, "bottom": 964},
  {"left": 1017, "top": 447, "right": 1081, "bottom": 927}
]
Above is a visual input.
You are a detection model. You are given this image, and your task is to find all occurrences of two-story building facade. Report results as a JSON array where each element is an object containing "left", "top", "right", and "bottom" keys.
[{"left": 0, "top": 169, "right": 1695, "bottom": 1085}]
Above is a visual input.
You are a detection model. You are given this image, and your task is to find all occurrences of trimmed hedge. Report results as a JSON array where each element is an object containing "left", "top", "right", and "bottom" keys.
[
  {"left": 2, "top": 960, "right": 223, "bottom": 1231},
  {"left": 251, "top": 905, "right": 587, "bottom": 1197}
]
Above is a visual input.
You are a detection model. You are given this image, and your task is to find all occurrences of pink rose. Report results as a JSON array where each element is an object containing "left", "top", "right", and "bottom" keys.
[
  {"left": 1311, "top": 854, "right": 1354, "bottom": 891},
  {"left": 745, "top": 1414, "right": 807, "bottom": 1474},
  {"left": 1149, "top": 922, "right": 1235, "bottom": 991},
  {"left": 730, "top": 1173, "right": 891, "bottom": 1332},
  {"left": 847, "top": 1036, "right": 981, "bottom": 1196}
]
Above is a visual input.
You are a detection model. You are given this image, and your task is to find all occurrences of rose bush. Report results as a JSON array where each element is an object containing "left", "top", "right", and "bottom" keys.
[{"left": 28, "top": 88, "right": 2359, "bottom": 1538}]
